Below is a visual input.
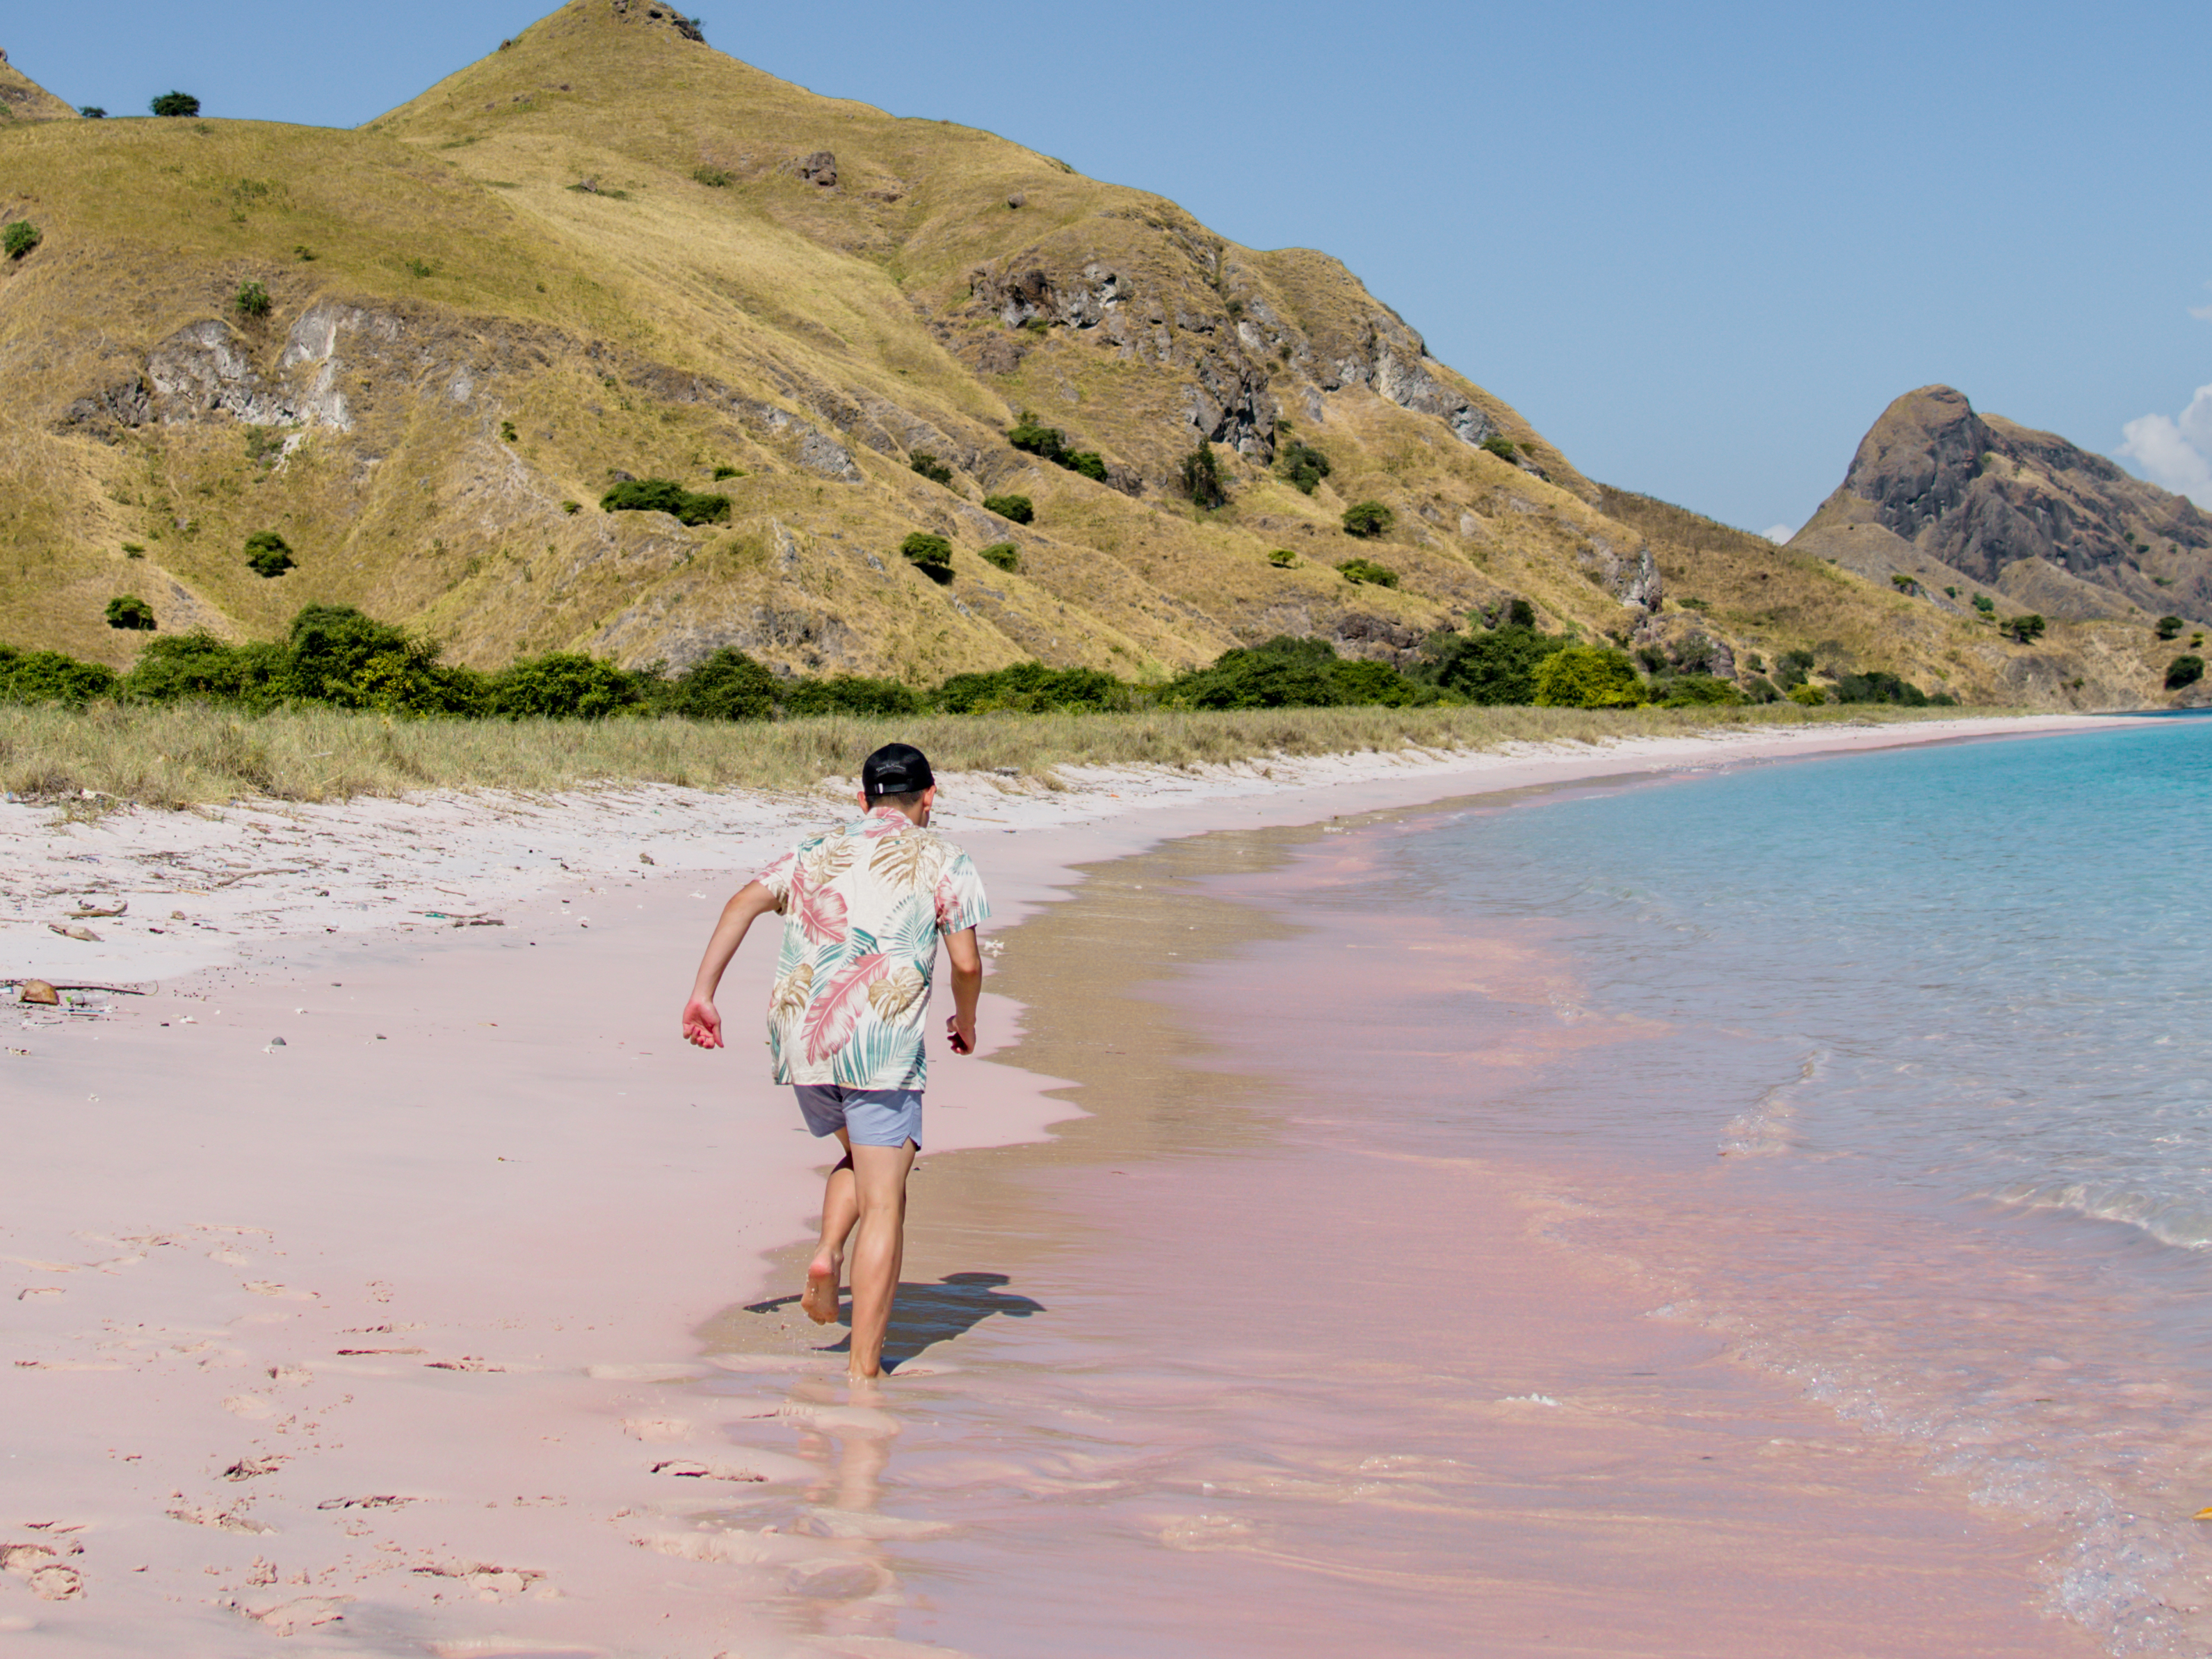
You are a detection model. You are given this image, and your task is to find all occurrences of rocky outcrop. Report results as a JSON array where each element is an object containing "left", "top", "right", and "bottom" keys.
[
  {"left": 1578, "top": 535, "right": 1663, "bottom": 613},
  {"left": 1793, "top": 385, "right": 2212, "bottom": 620},
  {"left": 608, "top": 0, "right": 705, "bottom": 42}
]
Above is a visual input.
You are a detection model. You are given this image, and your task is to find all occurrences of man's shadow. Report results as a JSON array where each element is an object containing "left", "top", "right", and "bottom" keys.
[{"left": 745, "top": 1271, "right": 1044, "bottom": 1370}]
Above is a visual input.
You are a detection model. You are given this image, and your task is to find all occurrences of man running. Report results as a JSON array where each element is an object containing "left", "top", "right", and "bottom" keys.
[{"left": 681, "top": 743, "right": 988, "bottom": 1380}]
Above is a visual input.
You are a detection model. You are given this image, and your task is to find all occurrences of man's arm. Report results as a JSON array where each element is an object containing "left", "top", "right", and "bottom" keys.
[
  {"left": 943, "top": 927, "right": 983, "bottom": 1055},
  {"left": 683, "top": 881, "right": 782, "bottom": 1050}
]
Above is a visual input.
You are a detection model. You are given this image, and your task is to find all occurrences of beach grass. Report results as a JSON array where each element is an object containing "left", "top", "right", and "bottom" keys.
[{"left": 0, "top": 700, "right": 1995, "bottom": 811}]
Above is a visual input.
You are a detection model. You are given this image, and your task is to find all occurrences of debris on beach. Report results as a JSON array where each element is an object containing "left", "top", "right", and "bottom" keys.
[
  {"left": 68, "top": 901, "right": 126, "bottom": 919},
  {"left": 45, "top": 925, "right": 99, "bottom": 943},
  {"left": 638, "top": 852, "right": 656, "bottom": 864},
  {"left": 17, "top": 980, "right": 58, "bottom": 1005}
]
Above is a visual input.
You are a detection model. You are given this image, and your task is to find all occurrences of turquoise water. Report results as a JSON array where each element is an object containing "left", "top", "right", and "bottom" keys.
[{"left": 1282, "top": 720, "right": 2212, "bottom": 1654}]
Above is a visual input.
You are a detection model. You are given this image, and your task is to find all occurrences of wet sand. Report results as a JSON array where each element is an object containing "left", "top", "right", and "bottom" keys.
[
  {"left": 682, "top": 823, "right": 2105, "bottom": 1657},
  {"left": 0, "top": 717, "right": 2138, "bottom": 1654}
]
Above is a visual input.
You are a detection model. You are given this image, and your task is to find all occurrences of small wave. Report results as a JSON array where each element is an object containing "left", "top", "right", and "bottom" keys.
[
  {"left": 1718, "top": 1046, "right": 1829, "bottom": 1158},
  {"left": 1985, "top": 1180, "right": 2212, "bottom": 1250}
]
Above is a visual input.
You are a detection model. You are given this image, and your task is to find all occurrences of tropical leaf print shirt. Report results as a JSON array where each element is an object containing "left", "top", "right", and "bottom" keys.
[{"left": 754, "top": 808, "right": 991, "bottom": 1089}]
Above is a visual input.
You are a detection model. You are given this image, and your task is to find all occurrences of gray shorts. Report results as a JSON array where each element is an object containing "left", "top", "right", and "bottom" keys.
[{"left": 794, "top": 1085, "right": 923, "bottom": 1149}]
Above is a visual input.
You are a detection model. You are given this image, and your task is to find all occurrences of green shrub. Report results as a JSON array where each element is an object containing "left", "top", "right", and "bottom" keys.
[
  {"left": 1007, "top": 412, "right": 1066, "bottom": 459},
  {"left": 487, "top": 653, "right": 640, "bottom": 720},
  {"left": 936, "top": 661, "right": 1129, "bottom": 714},
  {"left": 2004, "top": 613, "right": 2047, "bottom": 645},
  {"left": 1180, "top": 442, "right": 1226, "bottom": 509},
  {"left": 561, "top": 501, "right": 581, "bottom": 515},
  {"left": 150, "top": 92, "right": 200, "bottom": 118},
  {"left": 782, "top": 675, "right": 926, "bottom": 718},
  {"left": 1278, "top": 439, "right": 1331, "bottom": 495},
  {"left": 979, "top": 542, "right": 1020, "bottom": 573},
  {"left": 665, "top": 647, "right": 779, "bottom": 721},
  {"left": 282, "top": 605, "right": 483, "bottom": 715},
  {"left": 1164, "top": 636, "right": 1435, "bottom": 711},
  {"left": 1835, "top": 670, "right": 1930, "bottom": 706},
  {"left": 909, "top": 451, "right": 953, "bottom": 486},
  {"left": 234, "top": 282, "right": 272, "bottom": 318},
  {"left": 713, "top": 464, "right": 745, "bottom": 480},
  {"left": 1480, "top": 435, "right": 1520, "bottom": 463},
  {"left": 403, "top": 258, "right": 435, "bottom": 279},
  {"left": 1005, "top": 412, "right": 1108, "bottom": 481},
  {"left": 1532, "top": 645, "right": 1645, "bottom": 709},
  {"left": 0, "top": 647, "right": 120, "bottom": 707},
  {"left": 499, "top": 420, "right": 519, "bottom": 443},
  {"left": 899, "top": 532, "right": 953, "bottom": 581},
  {"left": 1786, "top": 682, "right": 1828, "bottom": 706},
  {"left": 1336, "top": 558, "right": 1398, "bottom": 588},
  {"left": 1267, "top": 549, "right": 1297, "bottom": 568},
  {"left": 2156, "top": 615, "right": 2183, "bottom": 640},
  {"left": 122, "top": 633, "right": 286, "bottom": 709},
  {"left": 1420, "top": 624, "right": 1565, "bottom": 704},
  {"left": 244, "top": 531, "right": 296, "bottom": 578},
  {"left": 105, "top": 595, "right": 156, "bottom": 631},
  {"left": 295, "top": 244, "right": 318, "bottom": 261},
  {"left": 692, "top": 165, "right": 734, "bottom": 188},
  {"left": 2166, "top": 656, "right": 2204, "bottom": 691},
  {"left": 1890, "top": 572, "right": 1916, "bottom": 592},
  {"left": 1972, "top": 593, "right": 1996, "bottom": 614},
  {"left": 3, "top": 222, "right": 40, "bottom": 261},
  {"left": 1341, "top": 500, "right": 1394, "bottom": 538},
  {"left": 983, "top": 492, "right": 1034, "bottom": 524},
  {"left": 600, "top": 478, "right": 731, "bottom": 526},
  {"left": 1741, "top": 674, "right": 1780, "bottom": 703},
  {"left": 122, "top": 542, "right": 145, "bottom": 558},
  {"left": 1774, "top": 647, "right": 1816, "bottom": 690},
  {"left": 1660, "top": 673, "right": 1743, "bottom": 707}
]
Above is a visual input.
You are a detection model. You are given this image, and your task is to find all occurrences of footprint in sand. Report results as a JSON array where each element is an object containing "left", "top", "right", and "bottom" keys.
[
  {"left": 166, "top": 1502, "right": 273, "bottom": 1537},
  {"left": 227, "top": 1594, "right": 350, "bottom": 1636},
  {"left": 1, "top": 1543, "right": 86, "bottom": 1602},
  {"left": 649, "top": 1446, "right": 818, "bottom": 1484}
]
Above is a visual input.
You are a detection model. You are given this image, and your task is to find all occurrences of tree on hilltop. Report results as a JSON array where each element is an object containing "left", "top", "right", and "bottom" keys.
[{"left": 150, "top": 92, "right": 200, "bottom": 118}]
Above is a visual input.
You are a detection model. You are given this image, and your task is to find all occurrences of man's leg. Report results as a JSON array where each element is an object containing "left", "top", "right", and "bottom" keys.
[
  {"left": 803, "top": 1128, "right": 857, "bottom": 1325},
  {"left": 844, "top": 1140, "right": 917, "bottom": 1379}
]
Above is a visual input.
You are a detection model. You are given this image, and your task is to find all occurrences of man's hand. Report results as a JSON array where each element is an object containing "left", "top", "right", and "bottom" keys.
[
  {"left": 683, "top": 996, "right": 724, "bottom": 1050},
  {"left": 944, "top": 927, "right": 983, "bottom": 1055}
]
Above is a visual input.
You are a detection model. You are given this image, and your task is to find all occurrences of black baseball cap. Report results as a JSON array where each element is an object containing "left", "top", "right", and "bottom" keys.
[{"left": 862, "top": 743, "right": 935, "bottom": 800}]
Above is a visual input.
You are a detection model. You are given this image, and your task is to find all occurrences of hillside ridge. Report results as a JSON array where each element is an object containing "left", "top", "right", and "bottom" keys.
[{"left": 0, "top": 4, "right": 2183, "bottom": 709}]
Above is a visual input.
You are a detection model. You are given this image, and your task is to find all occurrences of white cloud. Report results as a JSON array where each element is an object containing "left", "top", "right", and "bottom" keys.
[
  {"left": 1761, "top": 523, "right": 1796, "bottom": 544},
  {"left": 2117, "top": 385, "right": 2212, "bottom": 506}
]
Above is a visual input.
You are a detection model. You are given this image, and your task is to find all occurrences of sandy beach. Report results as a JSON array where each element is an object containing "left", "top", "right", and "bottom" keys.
[{"left": 0, "top": 714, "right": 2130, "bottom": 1656}]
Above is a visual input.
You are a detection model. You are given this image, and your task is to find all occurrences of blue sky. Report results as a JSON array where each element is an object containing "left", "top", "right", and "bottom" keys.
[{"left": 9, "top": 1, "right": 2209, "bottom": 535}]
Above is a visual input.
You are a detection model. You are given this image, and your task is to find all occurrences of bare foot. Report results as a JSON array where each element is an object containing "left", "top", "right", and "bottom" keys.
[{"left": 801, "top": 1254, "right": 841, "bottom": 1325}]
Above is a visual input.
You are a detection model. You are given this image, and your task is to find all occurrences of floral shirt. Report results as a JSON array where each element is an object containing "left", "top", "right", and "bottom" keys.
[{"left": 753, "top": 809, "right": 990, "bottom": 1090}]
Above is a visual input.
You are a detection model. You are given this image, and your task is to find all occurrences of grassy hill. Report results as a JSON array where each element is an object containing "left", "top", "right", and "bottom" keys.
[{"left": 0, "top": 3, "right": 2172, "bottom": 706}]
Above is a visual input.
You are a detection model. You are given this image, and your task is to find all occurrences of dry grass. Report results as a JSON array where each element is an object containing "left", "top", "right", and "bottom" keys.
[{"left": 0, "top": 701, "right": 1985, "bottom": 811}]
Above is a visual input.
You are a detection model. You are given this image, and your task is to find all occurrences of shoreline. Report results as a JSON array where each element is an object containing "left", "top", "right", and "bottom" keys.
[{"left": 0, "top": 711, "right": 2133, "bottom": 1653}]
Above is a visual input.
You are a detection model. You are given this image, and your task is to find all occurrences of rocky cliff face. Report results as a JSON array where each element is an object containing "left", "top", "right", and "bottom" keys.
[{"left": 1793, "top": 385, "right": 2212, "bottom": 622}]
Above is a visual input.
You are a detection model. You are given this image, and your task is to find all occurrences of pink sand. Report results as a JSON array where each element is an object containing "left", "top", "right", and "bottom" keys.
[{"left": 0, "top": 716, "right": 2133, "bottom": 1653}]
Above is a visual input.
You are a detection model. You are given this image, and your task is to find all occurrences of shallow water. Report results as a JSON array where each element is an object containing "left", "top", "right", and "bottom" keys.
[
  {"left": 667, "top": 803, "right": 2104, "bottom": 1658},
  {"left": 1188, "top": 717, "right": 2212, "bottom": 1655}
]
